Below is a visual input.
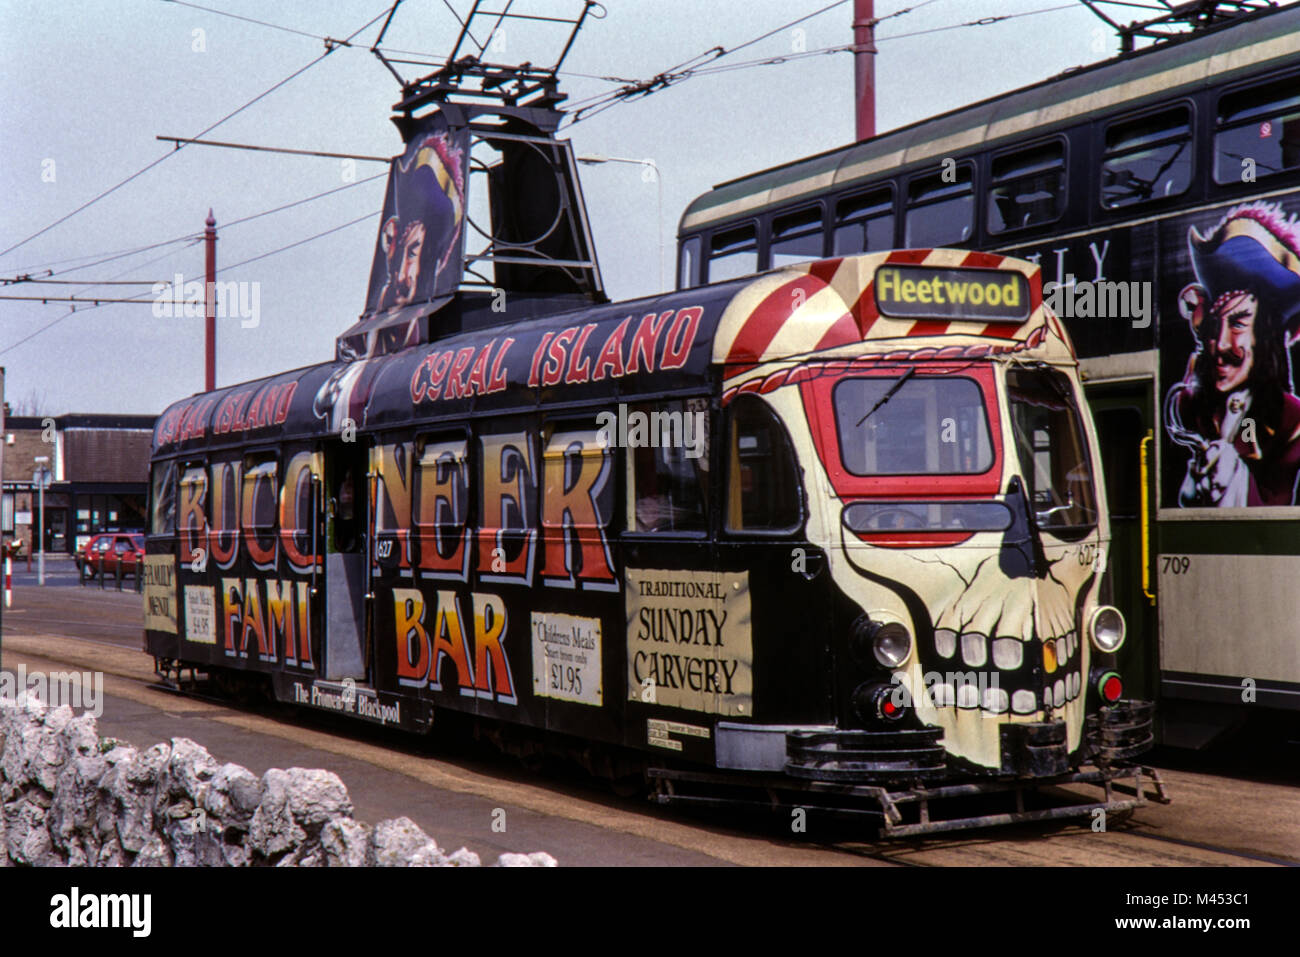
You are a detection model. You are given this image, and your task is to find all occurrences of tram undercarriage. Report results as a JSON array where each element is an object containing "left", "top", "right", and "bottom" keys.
[{"left": 650, "top": 701, "right": 1166, "bottom": 837}]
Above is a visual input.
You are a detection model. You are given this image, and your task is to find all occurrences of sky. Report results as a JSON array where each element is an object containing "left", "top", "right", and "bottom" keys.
[{"left": 0, "top": 0, "right": 1150, "bottom": 416}]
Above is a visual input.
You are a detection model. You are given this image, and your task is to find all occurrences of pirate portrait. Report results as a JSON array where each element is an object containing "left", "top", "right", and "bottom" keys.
[{"left": 1165, "top": 202, "right": 1300, "bottom": 507}]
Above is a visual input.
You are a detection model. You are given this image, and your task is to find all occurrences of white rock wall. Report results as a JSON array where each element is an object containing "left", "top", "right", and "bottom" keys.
[{"left": 0, "top": 695, "right": 556, "bottom": 868}]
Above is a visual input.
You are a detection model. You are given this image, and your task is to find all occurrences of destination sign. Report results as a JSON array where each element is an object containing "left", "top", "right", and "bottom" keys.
[{"left": 874, "top": 266, "right": 1031, "bottom": 322}]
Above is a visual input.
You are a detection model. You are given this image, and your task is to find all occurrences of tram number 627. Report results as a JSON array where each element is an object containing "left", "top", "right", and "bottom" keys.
[{"left": 1161, "top": 555, "right": 1191, "bottom": 574}]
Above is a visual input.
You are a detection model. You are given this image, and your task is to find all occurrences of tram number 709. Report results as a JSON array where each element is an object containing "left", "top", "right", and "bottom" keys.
[{"left": 1161, "top": 556, "right": 1191, "bottom": 574}]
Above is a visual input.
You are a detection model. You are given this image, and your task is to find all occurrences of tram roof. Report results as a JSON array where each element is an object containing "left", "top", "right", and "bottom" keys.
[
  {"left": 151, "top": 249, "right": 1067, "bottom": 457},
  {"left": 681, "top": 3, "right": 1300, "bottom": 233}
]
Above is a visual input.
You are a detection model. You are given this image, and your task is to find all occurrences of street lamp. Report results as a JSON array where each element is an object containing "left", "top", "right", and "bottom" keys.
[
  {"left": 33, "top": 455, "right": 50, "bottom": 586},
  {"left": 577, "top": 154, "right": 665, "bottom": 292}
]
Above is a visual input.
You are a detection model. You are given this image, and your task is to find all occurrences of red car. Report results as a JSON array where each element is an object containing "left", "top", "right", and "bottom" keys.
[{"left": 78, "top": 533, "right": 145, "bottom": 579}]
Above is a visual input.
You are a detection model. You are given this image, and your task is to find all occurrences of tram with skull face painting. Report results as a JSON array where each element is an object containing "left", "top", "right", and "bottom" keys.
[
  {"left": 142, "top": 21, "right": 1159, "bottom": 835},
  {"left": 144, "top": 246, "right": 1158, "bottom": 834}
]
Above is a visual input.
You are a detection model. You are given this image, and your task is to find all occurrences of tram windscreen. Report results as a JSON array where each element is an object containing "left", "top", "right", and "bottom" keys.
[
  {"left": 1006, "top": 367, "right": 1098, "bottom": 533},
  {"left": 834, "top": 375, "right": 993, "bottom": 475}
]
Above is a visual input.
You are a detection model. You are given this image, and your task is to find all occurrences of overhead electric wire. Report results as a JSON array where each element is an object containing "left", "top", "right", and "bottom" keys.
[
  {"left": 218, "top": 210, "right": 379, "bottom": 273},
  {"left": 157, "top": 0, "right": 340, "bottom": 44},
  {"left": 0, "top": 240, "right": 202, "bottom": 357},
  {"left": 8, "top": 235, "right": 202, "bottom": 279},
  {"left": 1, "top": 200, "right": 378, "bottom": 355},
  {"left": 11, "top": 171, "right": 387, "bottom": 285},
  {"left": 563, "top": 0, "right": 1085, "bottom": 127},
  {"left": 0, "top": 3, "right": 396, "bottom": 261}
]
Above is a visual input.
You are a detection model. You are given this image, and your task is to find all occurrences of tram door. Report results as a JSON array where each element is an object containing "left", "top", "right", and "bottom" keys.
[
  {"left": 1088, "top": 383, "right": 1158, "bottom": 701},
  {"left": 322, "top": 439, "right": 370, "bottom": 682}
]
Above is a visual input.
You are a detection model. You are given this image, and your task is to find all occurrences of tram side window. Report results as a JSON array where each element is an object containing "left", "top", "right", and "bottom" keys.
[
  {"left": 543, "top": 424, "right": 614, "bottom": 529},
  {"left": 725, "top": 397, "right": 801, "bottom": 533},
  {"left": 627, "top": 399, "right": 710, "bottom": 533},
  {"left": 149, "top": 461, "right": 178, "bottom": 535},
  {"left": 178, "top": 465, "right": 208, "bottom": 561},
  {"left": 770, "top": 207, "right": 824, "bottom": 268},
  {"left": 905, "top": 165, "right": 974, "bottom": 248},
  {"left": 241, "top": 457, "right": 279, "bottom": 531},
  {"left": 833, "top": 188, "right": 894, "bottom": 255},
  {"left": 987, "top": 142, "right": 1066, "bottom": 233},
  {"left": 708, "top": 225, "right": 758, "bottom": 283},
  {"left": 1214, "top": 77, "right": 1300, "bottom": 184},
  {"left": 1101, "top": 106, "right": 1192, "bottom": 208},
  {"left": 413, "top": 437, "right": 469, "bottom": 567},
  {"left": 678, "top": 235, "right": 701, "bottom": 289}
]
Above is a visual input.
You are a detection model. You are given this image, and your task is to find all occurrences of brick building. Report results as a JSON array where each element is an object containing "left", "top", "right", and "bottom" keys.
[{"left": 1, "top": 413, "right": 155, "bottom": 555}]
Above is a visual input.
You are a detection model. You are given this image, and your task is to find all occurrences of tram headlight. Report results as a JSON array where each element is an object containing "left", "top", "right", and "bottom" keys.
[
  {"left": 872, "top": 622, "right": 913, "bottom": 668},
  {"left": 1088, "top": 605, "right": 1126, "bottom": 653}
]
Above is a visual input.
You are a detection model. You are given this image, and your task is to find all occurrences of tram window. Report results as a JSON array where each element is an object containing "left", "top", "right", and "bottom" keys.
[
  {"left": 178, "top": 465, "right": 207, "bottom": 558},
  {"left": 626, "top": 399, "right": 710, "bottom": 533},
  {"left": 149, "top": 460, "right": 178, "bottom": 535},
  {"left": 1214, "top": 78, "right": 1300, "bottom": 183},
  {"left": 770, "top": 207, "right": 824, "bottom": 267},
  {"left": 834, "top": 376, "right": 992, "bottom": 475},
  {"left": 415, "top": 439, "right": 468, "bottom": 530},
  {"left": 1101, "top": 106, "right": 1192, "bottom": 208},
  {"left": 372, "top": 442, "right": 414, "bottom": 533},
  {"left": 542, "top": 424, "right": 614, "bottom": 528},
  {"left": 833, "top": 188, "right": 894, "bottom": 255},
  {"left": 679, "top": 235, "right": 702, "bottom": 289},
  {"left": 725, "top": 397, "right": 801, "bottom": 532},
  {"left": 905, "top": 166, "right": 974, "bottom": 247},
  {"left": 708, "top": 225, "right": 758, "bottom": 283},
  {"left": 987, "top": 142, "right": 1065, "bottom": 233},
  {"left": 1006, "top": 368, "right": 1098, "bottom": 533},
  {"left": 241, "top": 457, "right": 278, "bottom": 531}
]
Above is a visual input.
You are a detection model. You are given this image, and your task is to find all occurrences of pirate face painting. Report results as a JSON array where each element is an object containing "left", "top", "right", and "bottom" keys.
[
  {"left": 1209, "top": 290, "right": 1258, "bottom": 393},
  {"left": 1165, "top": 202, "right": 1300, "bottom": 507},
  {"left": 364, "top": 113, "right": 469, "bottom": 317}
]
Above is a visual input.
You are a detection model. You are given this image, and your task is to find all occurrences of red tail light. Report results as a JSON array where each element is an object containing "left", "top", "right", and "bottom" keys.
[{"left": 1098, "top": 672, "right": 1123, "bottom": 704}]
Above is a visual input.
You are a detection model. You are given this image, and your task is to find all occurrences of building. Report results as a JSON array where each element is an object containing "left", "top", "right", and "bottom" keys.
[{"left": 1, "top": 413, "right": 155, "bottom": 555}]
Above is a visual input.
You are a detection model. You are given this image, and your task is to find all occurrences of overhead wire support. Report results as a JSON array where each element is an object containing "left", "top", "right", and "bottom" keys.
[{"left": 155, "top": 136, "right": 391, "bottom": 163}]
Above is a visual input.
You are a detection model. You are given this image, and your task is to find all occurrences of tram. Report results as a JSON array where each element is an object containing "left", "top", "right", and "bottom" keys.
[
  {"left": 676, "top": 1, "right": 1300, "bottom": 743},
  {"left": 142, "top": 14, "right": 1161, "bottom": 835}
]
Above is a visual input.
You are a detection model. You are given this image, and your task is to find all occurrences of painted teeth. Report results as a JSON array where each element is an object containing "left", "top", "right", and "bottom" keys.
[
  {"left": 1066, "top": 631, "right": 1077, "bottom": 659},
  {"left": 1053, "top": 680, "right": 1066, "bottom": 707},
  {"left": 934, "top": 629, "right": 957, "bottom": 658},
  {"left": 960, "top": 632, "right": 987, "bottom": 668},
  {"left": 1011, "top": 690, "right": 1037, "bottom": 714},
  {"left": 992, "top": 637, "right": 1023, "bottom": 670},
  {"left": 931, "top": 683, "right": 955, "bottom": 707},
  {"left": 956, "top": 683, "right": 980, "bottom": 709},
  {"left": 1055, "top": 637, "right": 1068, "bottom": 665},
  {"left": 1067, "top": 671, "right": 1081, "bottom": 701},
  {"left": 982, "top": 687, "right": 1009, "bottom": 713}
]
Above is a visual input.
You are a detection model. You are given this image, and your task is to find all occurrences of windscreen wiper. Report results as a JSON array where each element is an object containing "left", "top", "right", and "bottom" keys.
[{"left": 856, "top": 368, "right": 916, "bottom": 427}]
